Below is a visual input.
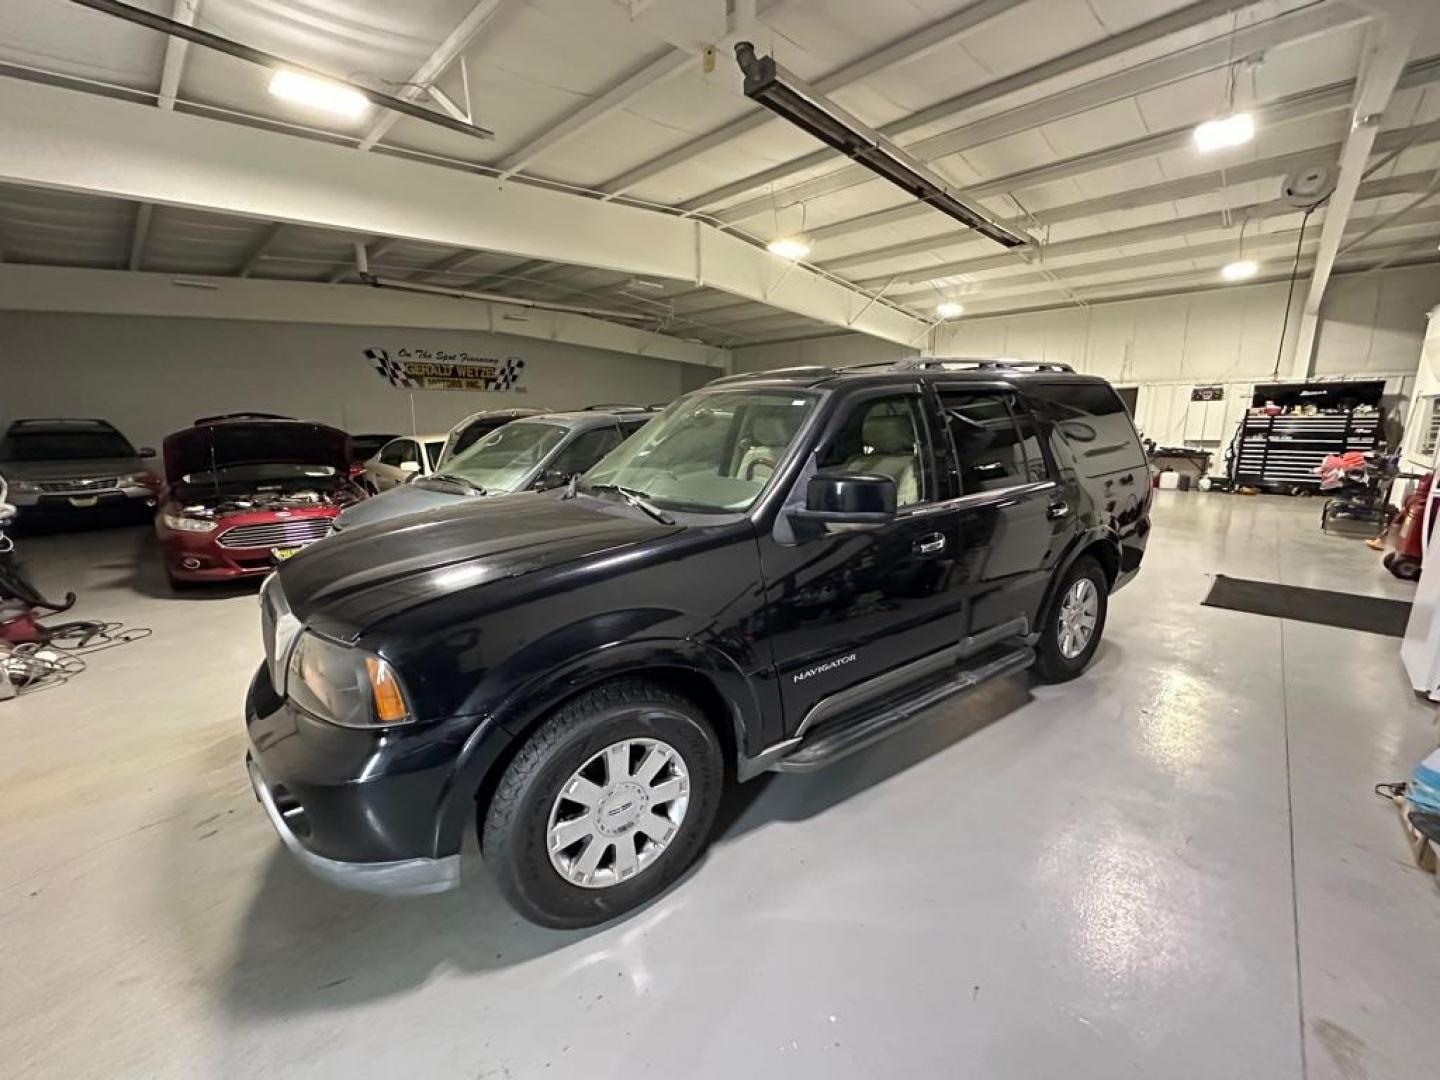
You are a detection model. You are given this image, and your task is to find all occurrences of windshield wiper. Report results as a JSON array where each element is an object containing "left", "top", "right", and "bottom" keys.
[
  {"left": 584, "top": 482, "right": 675, "bottom": 525},
  {"left": 423, "top": 472, "right": 486, "bottom": 495}
]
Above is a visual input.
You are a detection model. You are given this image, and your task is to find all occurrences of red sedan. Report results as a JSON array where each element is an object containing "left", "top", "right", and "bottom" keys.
[{"left": 156, "top": 418, "right": 365, "bottom": 584}]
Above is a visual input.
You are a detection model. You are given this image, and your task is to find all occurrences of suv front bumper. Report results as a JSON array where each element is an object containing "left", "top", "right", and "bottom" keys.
[{"left": 243, "top": 662, "right": 464, "bottom": 896}]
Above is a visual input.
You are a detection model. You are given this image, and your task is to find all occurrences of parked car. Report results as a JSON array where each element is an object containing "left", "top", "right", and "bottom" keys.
[
  {"left": 439, "top": 407, "right": 545, "bottom": 462},
  {"left": 156, "top": 417, "right": 365, "bottom": 585},
  {"left": 245, "top": 361, "right": 1150, "bottom": 926},
  {"left": 335, "top": 409, "right": 656, "bottom": 530},
  {"left": 0, "top": 418, "right": 159, "bottom": 524},
  {"left": 347, "top": 432, "right": 398, "bottom": 466},
  {"left": 361, "top": 433, "right": 449, "bottom": 493}
]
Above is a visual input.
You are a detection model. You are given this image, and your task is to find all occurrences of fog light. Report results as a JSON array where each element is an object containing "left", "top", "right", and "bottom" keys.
[{"left": 181, "top": 557, "right": 202, "bottom": 570}]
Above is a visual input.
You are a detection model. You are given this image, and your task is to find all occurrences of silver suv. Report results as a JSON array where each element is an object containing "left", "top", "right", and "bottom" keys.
[
  {"left": 0, "top": 418, "right": 159, "bottom": 523},
  {"left": 334, "top": 407, "right": 657, "bottom": 530}
]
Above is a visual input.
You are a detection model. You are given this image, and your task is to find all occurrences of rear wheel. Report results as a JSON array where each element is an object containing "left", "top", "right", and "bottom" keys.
[
  {"left": 481, "top": 679, "right": 723, "bottom": 928},
  {"left": 1033, "top": 556, "right": 1108, "bottom": 683}
]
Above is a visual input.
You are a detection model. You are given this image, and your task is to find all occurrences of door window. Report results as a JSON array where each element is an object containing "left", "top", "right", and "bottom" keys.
[
  {"left": 379, "top": 439, "right": 415, "bottom": 467},
  {"left": 817, "top": 395, "right": 930, "bottom": 507},
  {"left": 550, "top": 427, "right": 622, "bottom": 477},
  {"left": 939, "top": 392, "right": 1048, "bottom": 493}
]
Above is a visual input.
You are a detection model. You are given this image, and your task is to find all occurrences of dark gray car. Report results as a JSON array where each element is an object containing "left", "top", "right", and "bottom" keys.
[
  {"left": 334, "top": 408, "right": 656, "bottom": 530},
  {"left": 0, "top": 418, "right": 159, "bottom": 522}
]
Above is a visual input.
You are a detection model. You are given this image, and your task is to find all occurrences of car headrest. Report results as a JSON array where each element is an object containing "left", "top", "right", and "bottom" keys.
[
  {"left": 863, "top": 411, "right": 914, "bottom": 455},
  {"left": 749, "top": 414, "right": 792, "bottom": 446}
]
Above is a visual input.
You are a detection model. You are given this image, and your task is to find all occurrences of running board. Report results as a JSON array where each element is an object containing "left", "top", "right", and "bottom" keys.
[{"left": 772, "top": 645, "right": 1034, "bottom": 774}]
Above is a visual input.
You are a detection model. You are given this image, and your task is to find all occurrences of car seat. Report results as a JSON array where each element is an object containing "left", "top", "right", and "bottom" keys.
[
  {"left": 737, "top": 414, "right": 795, "bottom": 481},
  {"left": 843, "top": 409, "right": 919, "bottom": 505}
]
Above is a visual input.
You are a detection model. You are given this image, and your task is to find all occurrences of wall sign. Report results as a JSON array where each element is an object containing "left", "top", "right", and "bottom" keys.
[
  {"left": 366, "top": 347, "right": 527, "bottom": 392},
  {"left": 1190, "top": 385, "right": 1225, "bottom": 402}
]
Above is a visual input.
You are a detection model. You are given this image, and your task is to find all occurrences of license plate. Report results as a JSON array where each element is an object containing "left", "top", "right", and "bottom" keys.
[
  {"left": 68, "top": 496, "right": 98, "bottom": 508},
  {"left": 271, "top": 546, "right": 302, "bottom": 562}
]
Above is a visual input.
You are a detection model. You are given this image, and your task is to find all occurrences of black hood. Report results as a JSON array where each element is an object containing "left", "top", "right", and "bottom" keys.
[
  {"left": 276, "top": 493, "right": 676, "bottom": 636},
  {"left": 163, "top": 421, "right": 350, "bottom": 483}
]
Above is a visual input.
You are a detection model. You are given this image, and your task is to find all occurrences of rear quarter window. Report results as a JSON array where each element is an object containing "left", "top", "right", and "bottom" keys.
[{"left": 1024, "top": 382, "right": 1146, "bottom": 478}]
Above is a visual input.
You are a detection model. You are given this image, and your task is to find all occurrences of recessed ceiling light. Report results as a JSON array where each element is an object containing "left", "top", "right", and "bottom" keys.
[
  {"left": 1194, "top": 112, "right": 1254, "bottom": 152},
  {"left": 936, "top": 301, "right": 965, "bottom": 318},
  {"left": 268, "top": 70, "right": 370, "bottom": 120},
  {"left": 766, "top": 237, "right": 810, "bottom": 260},
  {"left": 1220, "top": 259, "right": 1259, "bottom": 281}
]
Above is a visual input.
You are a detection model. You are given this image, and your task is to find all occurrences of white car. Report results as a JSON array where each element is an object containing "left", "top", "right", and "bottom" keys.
[{"left": 362, "top": 433, "right": 449, "bottom": 492}]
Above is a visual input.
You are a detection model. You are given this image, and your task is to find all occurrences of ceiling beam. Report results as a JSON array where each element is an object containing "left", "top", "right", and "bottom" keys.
[
  {"left": 356, "top": 0, "right": 508, "bottom": 152},
  {"left": 597, "top": 0, "right": 1023, "bottom": 198},
  {"left": 130, "top": 0, "right": 199, "bottom": 275},
  {"left": 237, "top": 222, "right": 284, "bottom": 277},
  {"left": 0, "top": 75, "right": 926, "bottom": 344},
  {"left": 699, "top": 1, "right": 1361, "bottom": 224},
  {"left": 408, "top": 248, "right": 485, "bottom": 282},
  {"left": 1291, "top": 0, "right": 1426, "bottom": 375},
  {"left": 127, "top": 202, "right": 153, "bottom": 271},
  {"left": 496, "top": 48, "right": 694, "bottom": 180}
]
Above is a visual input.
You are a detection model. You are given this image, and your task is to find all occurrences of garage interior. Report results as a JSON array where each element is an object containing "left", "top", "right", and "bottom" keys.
[{"left": 4, "top": 0, "right": 1440, "bottom": 1077}]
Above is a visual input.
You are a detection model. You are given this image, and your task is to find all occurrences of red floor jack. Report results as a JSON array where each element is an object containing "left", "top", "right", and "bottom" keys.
[
  {"left": 1382, "top": 472, "right": 1433, "bottom": 581},
  {"left": 0, "top": 476, "right": 77, "bottom": 646}
]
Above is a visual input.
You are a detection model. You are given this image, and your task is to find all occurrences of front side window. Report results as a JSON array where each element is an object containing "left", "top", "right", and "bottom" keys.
[
  {"left": 940, "top": 391, "right": 1048, "bottom": 493},
  {"left": 583, "top": 390, "right": 816, "bottom": 513},
  {"left": 442, "top": 421, "right": 567, "bottom": 492},
  {"left": 817, "top": 395, "right": 929, "bottom": 507}
]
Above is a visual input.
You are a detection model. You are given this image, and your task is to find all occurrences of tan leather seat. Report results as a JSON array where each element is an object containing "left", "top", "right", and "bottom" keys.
[
  {"left": 737, "top": 414, "right": 794, "bottom": 482},
  {"left": 843, "top": 410, "right": 919, "bottom": 505}
]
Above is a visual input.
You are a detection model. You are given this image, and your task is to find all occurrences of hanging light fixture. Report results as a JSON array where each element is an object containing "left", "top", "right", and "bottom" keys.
[
  {"left": 936, "top": 301, "right": 965, "bottom": 319},
  {"left": 766, "top": 237, "right": 811, "bottom": 260},
  {"left": 1220, "top": 259, "right": 1259, "bottom": 281},
  {"left": 1194, "top": 112, "right": 1255, "bottom": 152}
]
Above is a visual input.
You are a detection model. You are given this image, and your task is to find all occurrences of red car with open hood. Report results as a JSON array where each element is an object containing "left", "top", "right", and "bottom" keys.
[{"left": 156, "top": 418, "right": 365, "bottom": 584}]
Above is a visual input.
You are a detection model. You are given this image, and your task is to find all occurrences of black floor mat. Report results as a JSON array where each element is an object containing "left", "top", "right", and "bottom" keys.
[{"left": 1202, "top": 575, "right": 1412, "bottom": 637}]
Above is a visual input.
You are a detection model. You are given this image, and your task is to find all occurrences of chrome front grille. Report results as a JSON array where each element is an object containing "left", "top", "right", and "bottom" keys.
[
  {"left": 217, "top": 518, "right": 333, "bottom": 550},
  {"left": 38, "top": 477, "right": 119, "bottom": 493}
]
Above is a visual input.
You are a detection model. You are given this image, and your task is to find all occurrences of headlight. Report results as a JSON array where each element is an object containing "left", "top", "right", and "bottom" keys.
[
  {"left": 9, "top": 479, "right": 40, "bottom": 494},
  {"left": 286, "top": 631, "right": 413, "bottom": 729},
  {"left": 120, "top": 471, "right": 155, "bottom": 486},
  {"left": 161, "top": 513, "right": 216, "bottom": 533}
]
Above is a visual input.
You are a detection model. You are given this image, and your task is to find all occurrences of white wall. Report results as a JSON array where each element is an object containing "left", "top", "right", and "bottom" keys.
[
  {"left": 732, "top": 263, "right": 1440, "bottom": 448},
  {"left": 0, "top": 311, "right": 690, "bottom": 452}
]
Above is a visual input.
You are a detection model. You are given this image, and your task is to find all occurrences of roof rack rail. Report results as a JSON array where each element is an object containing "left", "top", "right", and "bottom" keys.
[
  {"left": 580, "top": 403, "right": 649, "bottom": 412},
  {"left": 709, "top": 365, "right": 834, "bottom": 385},
  {"left": 891, "top": 358, "right": 1075, "bottom": 373}
]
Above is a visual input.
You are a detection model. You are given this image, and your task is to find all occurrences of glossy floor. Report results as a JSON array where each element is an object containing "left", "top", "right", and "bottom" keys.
[{"left": 2, "top": 493, "right": 1437, "bottom": 1079}]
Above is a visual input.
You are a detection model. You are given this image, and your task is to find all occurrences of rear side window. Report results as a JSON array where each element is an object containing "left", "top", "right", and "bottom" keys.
[
  {"left": 1023, "top": 382, "right": 1145, "bottom": 478},
  {"left": 938, "top": 391, "right": 1047, "bottom": 493}
]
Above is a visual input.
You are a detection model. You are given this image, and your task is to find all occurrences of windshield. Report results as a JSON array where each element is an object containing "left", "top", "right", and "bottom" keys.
[
  {"left": 440, "top": 421, "right": 567, "bottom": 491},
  {"left": 1, "top": 430, "right": 136, "bottom": 461},
  {"left": 182, "top": 463, "right": 337, "bottom": 486},
  {"left": 582, "top": 389, "right": 816, "bottom": 513}
]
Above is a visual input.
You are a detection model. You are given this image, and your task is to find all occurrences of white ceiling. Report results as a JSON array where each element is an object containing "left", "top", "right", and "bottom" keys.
[{"left": 1, "top": 0, "right": 1438, "bottom": 348}]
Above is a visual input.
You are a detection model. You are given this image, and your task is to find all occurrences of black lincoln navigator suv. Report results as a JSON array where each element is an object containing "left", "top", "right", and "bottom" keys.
[{"left": 246, "top": 360, "right": 1150, "bottom": 927}]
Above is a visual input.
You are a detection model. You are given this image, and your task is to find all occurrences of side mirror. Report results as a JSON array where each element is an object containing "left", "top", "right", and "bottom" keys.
[
  {"left": 139, "top": 446, "right": 157, "bottom": 458},
  {"left": 533, "top": 468, "right": 570, "bottom": 492},
  {"left": 791, "top": 473, "right": 896, "bottom": 529},
  {"left": 399, "top": 460, "right": 422, "bottom": 474}
]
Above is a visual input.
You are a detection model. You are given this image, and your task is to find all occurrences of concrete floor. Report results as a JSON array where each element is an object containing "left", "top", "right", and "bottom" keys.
[{"left": 2, "top": 492, "right": 1438, "bottom": 1079}]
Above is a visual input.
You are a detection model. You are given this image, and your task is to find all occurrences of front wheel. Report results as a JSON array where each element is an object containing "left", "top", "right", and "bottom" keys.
[
  {"left": 481, "top": 679, "right": 723, "bottom": 929},
  {"left": 1033, "top": 556, "right": 1108, "bottom": 683}
]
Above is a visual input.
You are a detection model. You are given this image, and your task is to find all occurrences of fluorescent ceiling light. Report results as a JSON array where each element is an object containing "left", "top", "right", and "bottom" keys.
[
  {"left": 767, "top": 237, "right": 811, "bottom": 260},
  {"left": 1193, "top": 112, "right": 1254, "bottom": 152},
  {"left": 736, "top": 43, "right": 1030, "bottom": 250},
  {"left": 936, "top": 301, "right": 965, "bottom": 318},
  {"left": 268, "top": 70, "right": 370, "bottom": 120},
  {"left": 1220, "top": 259, "right": 1259, "bottom": 281}
]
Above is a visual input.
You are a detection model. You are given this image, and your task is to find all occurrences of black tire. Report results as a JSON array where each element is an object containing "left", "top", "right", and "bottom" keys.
[
  {"left": 481, "top": 678, "right": 724, "bottom": 929},
  {"left": 1033, "top": 555, "right": 1108, "bottom": 684},
  {"left": 1391, "top": 556, "right": 1422, "bottom": 582}
]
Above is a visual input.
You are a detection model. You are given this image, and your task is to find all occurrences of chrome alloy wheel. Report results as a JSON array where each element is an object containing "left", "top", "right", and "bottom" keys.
[
  {"left": 1057, "top": 576, "right": 1100, "bottom": 659},
  {"left": 546, "top": 738, "right": 691, "bottom": 889}
]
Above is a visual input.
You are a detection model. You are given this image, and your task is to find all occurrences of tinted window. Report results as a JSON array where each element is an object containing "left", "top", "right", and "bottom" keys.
[
  {"left": 451, "top": 418, "right": 509, "bottom": 457},
  {"left": 1, "top": 430, "right": 135, "bottom": 461},
  {"left": 424, "top": 440, "right": 446, "bottom": 467},
  {"left": 549, "top": 427, "right": 622, "bottom": 477},
  {"left": 940, "top": 392, "right": 1045, "bottom": 492},
  {"left": 1023, "top": 382, "right": 1146, "bottom": 477},
  {"left": 818, "top": 395, "right": 929, "bottom": 507}
]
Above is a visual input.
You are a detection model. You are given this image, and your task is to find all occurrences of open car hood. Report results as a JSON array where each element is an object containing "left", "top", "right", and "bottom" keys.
[{"left": 163, "top": 421, "right": 349, "bottom": 483}]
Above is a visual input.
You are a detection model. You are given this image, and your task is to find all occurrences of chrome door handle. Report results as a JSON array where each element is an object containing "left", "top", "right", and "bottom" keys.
[
  {"left": 913, "top": 533, "right": 946, "bottom": 555},
  {"left": 1047, "top": 501, "right": 1069, "bottom": 519}
]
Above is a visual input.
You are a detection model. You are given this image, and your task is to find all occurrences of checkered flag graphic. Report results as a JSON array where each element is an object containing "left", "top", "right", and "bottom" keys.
[
  {"left": 365, "top": 347, "right": 416, "bottom": 388},
  {"left": 492, "top": 356, "right": 525, "bottom": 391}
]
